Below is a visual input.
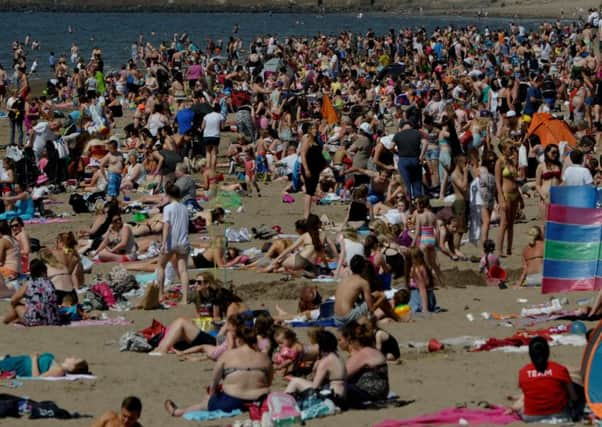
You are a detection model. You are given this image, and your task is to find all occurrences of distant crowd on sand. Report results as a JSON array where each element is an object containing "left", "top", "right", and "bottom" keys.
[{"left": 1, "top": 11, "right": 602, "bottom": 424}]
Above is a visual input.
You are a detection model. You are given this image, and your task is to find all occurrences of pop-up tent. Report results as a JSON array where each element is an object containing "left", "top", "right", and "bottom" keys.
[
  {"left": 527, "top": 112, "right": 576, "bottom": 148},
  {"left": 582, "top": 321, "right": 602, "bottom": 417}
]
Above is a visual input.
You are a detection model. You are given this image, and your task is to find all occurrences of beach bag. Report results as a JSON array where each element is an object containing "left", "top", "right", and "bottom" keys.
[
  {"left": 139, "top": 319, "right": 166, "bottom": 348},
  {"left": 90, "top": 283, "right": 116, "bottom": 307},
  {"left": 261, "top": 392, "right": 301, "bottom": 427},
  {"left": 69, "top": 194, "right": 89, "bottom": 214},
  {"left": 139, "top": 283, "right": 160, "bottom": 310},
  {"left": 119, "top": 331, "right": 152, "bottom": 352},
  {"left": 83, "top": 290, "right": 107, "bottom": 311},
  {"left": 108, "top": 266, "right": 138, "bottom": 298}
]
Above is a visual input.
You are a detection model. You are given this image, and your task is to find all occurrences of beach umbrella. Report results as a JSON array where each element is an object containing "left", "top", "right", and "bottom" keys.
[
  {"left": 526, "top": 112, "right": 576, "bottom": 148},
  {"left": 582, "top": 321, "right": 602, "bottom": 417}
]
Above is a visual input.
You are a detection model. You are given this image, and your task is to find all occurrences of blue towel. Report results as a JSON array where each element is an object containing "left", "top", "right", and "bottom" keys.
[
  {"left": 182, "top": 409, "right": 241, "bottom": 421},
  {"left": 290, "top": 318, "right": 337, "bottom": 328},
  {"left": 135, "top": 273, "right": 157, "bottom": 285}
]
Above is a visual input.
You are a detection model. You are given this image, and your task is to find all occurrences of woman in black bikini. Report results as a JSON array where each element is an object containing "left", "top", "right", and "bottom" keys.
[
  {"left": 164, "top": 321, "right": 272, "bottom": 416},
  {"left": 339, "top": 321, "right": 390, "bottom": 408},
  {"left": 190, "top": 237, "right": 242, "bottom": 269},
  {"left": 300, "top": 122, "right": 327, "bottom": 218}
]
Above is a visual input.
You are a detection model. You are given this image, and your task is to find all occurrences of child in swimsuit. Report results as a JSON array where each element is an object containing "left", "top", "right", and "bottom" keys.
[
  {"left": 479, "top": 239, "right": 500, "bottom": 275},
  {"left": 273, "top": 326, "right": 303, "bottom": 376}
]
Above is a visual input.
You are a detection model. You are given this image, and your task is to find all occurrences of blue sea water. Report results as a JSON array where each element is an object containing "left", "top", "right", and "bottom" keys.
[{"left": 0, "top": 12, "right": 553, "bottom": 76}]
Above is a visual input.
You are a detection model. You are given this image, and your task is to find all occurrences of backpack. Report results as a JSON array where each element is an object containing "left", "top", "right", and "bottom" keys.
[{"left": 261, "top": 392, "right": 301, "bottom": 427}]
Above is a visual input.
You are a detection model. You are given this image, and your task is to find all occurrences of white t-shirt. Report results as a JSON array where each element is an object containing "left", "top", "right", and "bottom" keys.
[
  {"left": 562, "top": 165, "right": 593, "bottom": 186},
  {"left": 203, "top": 111, "right": 223, "bottom": 138},
  {"left": 163, "top": 201, "right": 190, "bottom": 251}
]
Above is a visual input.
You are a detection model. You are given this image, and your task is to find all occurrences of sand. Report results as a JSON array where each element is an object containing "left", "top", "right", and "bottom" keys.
[{"left": 0, "top": 106, "right": 595, "bottom": 427}]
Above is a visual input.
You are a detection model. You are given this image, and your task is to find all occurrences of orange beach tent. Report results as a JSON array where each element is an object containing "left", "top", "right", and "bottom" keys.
[{"left": 526, "top": 112, "right": 576, "bottom": 148}]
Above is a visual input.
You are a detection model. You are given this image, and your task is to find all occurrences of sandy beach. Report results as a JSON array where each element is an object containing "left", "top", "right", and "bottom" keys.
[{"left": 0, "top": 102, "right": 595, "bottom": 427}]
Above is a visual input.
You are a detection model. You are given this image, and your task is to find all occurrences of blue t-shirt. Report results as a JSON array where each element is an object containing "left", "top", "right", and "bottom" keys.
[
  {"left": 524, "top": 86, "right": 542, "bottom": 115},
  {"left": 0, "top": 353, "right": 55, "bottom": 377},
  {"left": 175, "top": 108, "right": 195, "bottom": 135}
]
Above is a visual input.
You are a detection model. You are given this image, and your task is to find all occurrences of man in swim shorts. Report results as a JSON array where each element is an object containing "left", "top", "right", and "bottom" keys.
[
  {"left": 100, "top": 138, "right": 124, "bottom": 200},
  {"left": 334, "top": 255, "right": 375, "bottom": 326}
]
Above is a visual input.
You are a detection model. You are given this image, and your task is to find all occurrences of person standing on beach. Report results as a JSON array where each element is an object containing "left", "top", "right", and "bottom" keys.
[
  {"left": 393, "top": 118, "right": 425, "bottom": 199},
  {"left": 201, "top": 103, "right": 223, "bottom": 173},
  {"left": 100, "top": 139, "right": 124, "bottom": 201},
  {"left": 156, "top": 184, "right": 190, "bottom": 303},
  {"left": 6, "top": 91, "right": 24, "bottom": 146}
]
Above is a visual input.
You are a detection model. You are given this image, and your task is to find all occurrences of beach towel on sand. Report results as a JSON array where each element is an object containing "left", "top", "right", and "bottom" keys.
[
  {"left": 18, "top": 374, "right": 96, "bottom": 381},
  {"left": 373, "top": 406, "right": 520, "bottom": 427},
  {"left": 182, "top": 409, "right": 241, "bottom": 421}
]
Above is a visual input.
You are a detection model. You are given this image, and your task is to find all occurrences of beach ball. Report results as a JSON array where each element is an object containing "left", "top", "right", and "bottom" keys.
[{"left": 570, "top": 320, "right": 587, "bottom": 335}]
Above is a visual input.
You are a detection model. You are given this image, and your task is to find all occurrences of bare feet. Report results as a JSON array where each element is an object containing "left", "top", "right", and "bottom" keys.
[
  {"left": 275, "top": 305, "right": 287, "bottom": 316},
  {"left": 164, "top": 400, "right": 178, "bottom": 417}
]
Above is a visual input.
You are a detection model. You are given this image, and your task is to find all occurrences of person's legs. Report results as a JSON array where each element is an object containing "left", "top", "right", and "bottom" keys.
[
  {"left": 16, "top": 120, "right": 23, "bottom": 146},
  {"left": 303, "top": 194, "right": 312, "bottom": 219},
  {"left": 425, "top": 246, "right": 444, "bottom": 288},
  {"left": 397, "top": 157, "right": 412, "bottom": 198},
  {"left": 407, "top": 158, "right": 423, "bottom": 198},
  {"left": 176, "top": 252, "right": 189, "bottom": 304},
  {"left": 165, "top": 394, "right": 210, "bottom": 417},
  {"left": 96, "top": 249, "right": 126, "bottom": 263},
  {"left": 285, "top": 377, "right": 313, "bottom": 394},
  {"left": 9, "top": 120, "right": 15, "bottom": 146},
  {"left": 479, "top": 207, "right": 491, "bottom": 250},
  {"left": 125, "top": 260, "right": 158, "bottom": 272},
  {"left": 154, "top": 317, "right": 200, "bottom": 354},
  {"left": 497, "top": 207, "right": 508, "bottom": 256},
  {"left": 155, "top": 252, "right": 171, "bottom": 296},
  {"left": 2, "top": 304, "right": 24, "bottom": 324},
  {"left": 507, "top": 200, "right": 519, "bottom": 256}
]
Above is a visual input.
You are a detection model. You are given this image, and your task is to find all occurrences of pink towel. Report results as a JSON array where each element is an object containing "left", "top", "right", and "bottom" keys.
[{"left": 373, "top": 406, "right": 520, "bottom": 427}]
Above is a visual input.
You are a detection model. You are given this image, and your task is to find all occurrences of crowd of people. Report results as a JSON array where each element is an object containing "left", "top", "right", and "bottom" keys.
[{"left": 1, "top": 11, "right": 602, "bottom": 424}]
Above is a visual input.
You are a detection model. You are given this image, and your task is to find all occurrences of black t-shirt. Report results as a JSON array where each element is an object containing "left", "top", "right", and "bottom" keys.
[
  {"left": 191, "top": 102, "right": 212, "bottom": 129},
  {"left": 393, "top": 129, "right": 422, "bottom": 158}
]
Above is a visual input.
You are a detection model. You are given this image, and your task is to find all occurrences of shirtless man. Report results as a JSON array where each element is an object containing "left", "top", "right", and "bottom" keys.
[
  {"left": 91, "top": 396, "right": 142, "bottom": 427},
  {"left": 100, "top": 139, "right": 124, "bottom": 200},
  {"left": 334, "top": 255, "right": 396, "bottom": 326},
  {"left": 515, "top": 226, "right": 544, "bottom": 287}
]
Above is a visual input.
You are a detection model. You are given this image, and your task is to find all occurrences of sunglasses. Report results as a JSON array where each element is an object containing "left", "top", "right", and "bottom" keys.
[
  {"left": 10, "top": 224, "right": 19, "bottom": 229},
  {"left": 190, "top": 279, "right": 206, "bottom": 285}
]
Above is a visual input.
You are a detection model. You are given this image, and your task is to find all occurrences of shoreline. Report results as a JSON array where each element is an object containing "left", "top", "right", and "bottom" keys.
[{"left": 0, "top": 6, "right": 579, "bottom": 20}]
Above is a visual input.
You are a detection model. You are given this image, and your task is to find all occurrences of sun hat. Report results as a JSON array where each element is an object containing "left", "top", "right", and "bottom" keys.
[{"left": 359, "top": 122, "right": 373, "bottom": 135}]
